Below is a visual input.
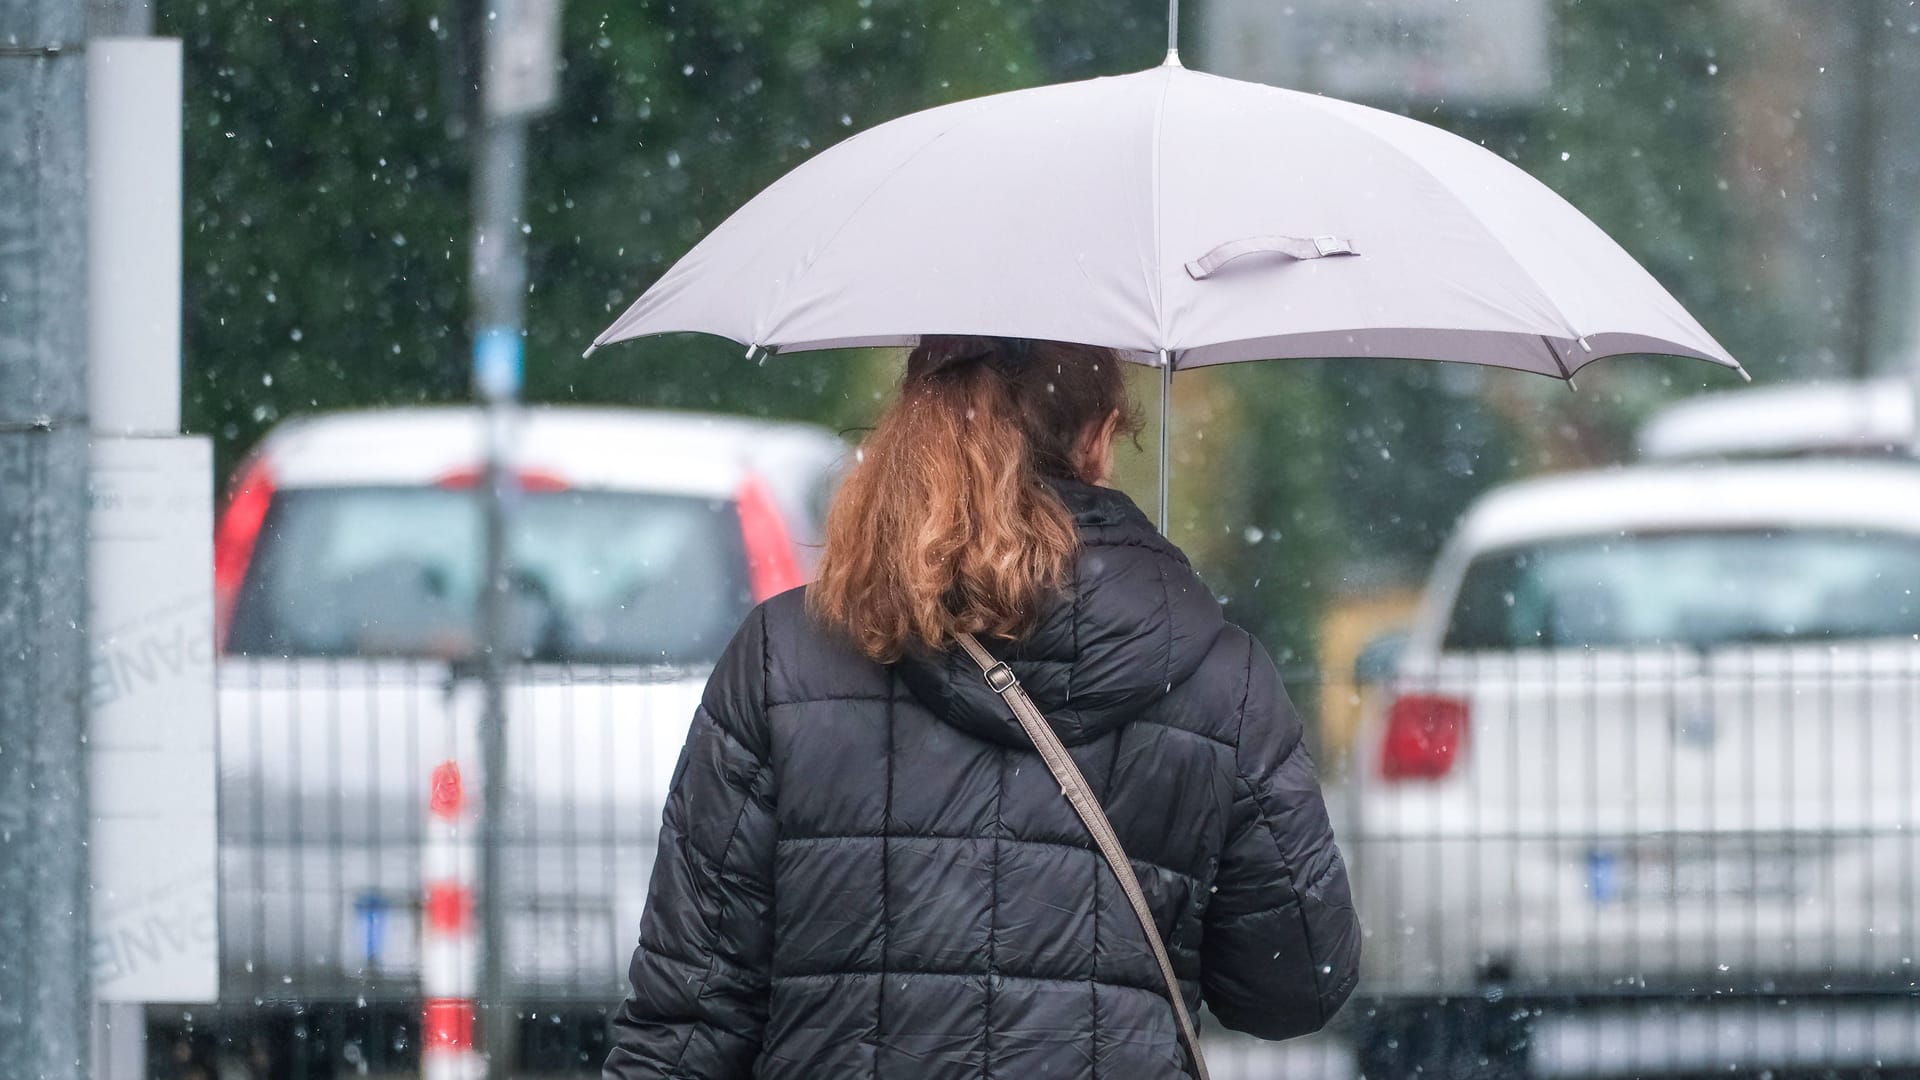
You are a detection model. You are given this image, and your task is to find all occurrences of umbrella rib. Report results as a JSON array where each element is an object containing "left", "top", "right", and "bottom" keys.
[
  {"left": 1539, "top": 335, "right": 1580, "bottom": 387},
  {"left": 1148, "top": 66, "right": 1176, "bottom": 364}
]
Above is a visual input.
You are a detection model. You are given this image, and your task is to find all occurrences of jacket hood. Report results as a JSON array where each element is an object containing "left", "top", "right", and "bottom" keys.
[{"left": 893, "top": 477, "right": 1227, "bottom": 748}]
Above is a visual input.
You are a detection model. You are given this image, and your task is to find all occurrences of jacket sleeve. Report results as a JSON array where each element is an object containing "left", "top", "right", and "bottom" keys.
[
  {"left": 606, "top": 605, "right": 777, "bottom": 1080},
  {"left": 1201, "top": 631, "right": 1361, "bottom": 1040}
]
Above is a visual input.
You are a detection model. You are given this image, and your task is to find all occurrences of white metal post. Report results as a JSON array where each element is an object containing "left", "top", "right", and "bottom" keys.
[{"left": 87, "top": 38, "right": 181, "bottom": 435}]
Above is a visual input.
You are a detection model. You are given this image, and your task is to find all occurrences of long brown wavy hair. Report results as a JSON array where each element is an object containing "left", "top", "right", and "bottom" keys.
[{"left": 809, "top": 336, "right": 1138, "bottom": 663}]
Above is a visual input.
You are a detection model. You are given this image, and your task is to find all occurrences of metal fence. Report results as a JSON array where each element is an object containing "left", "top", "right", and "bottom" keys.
[
  {"left": 168, "top": 646, "right": 1920, "bottom": 1079},
  {"left": 1338, "top": 644, "right": 1920, "bottom": 1079}
]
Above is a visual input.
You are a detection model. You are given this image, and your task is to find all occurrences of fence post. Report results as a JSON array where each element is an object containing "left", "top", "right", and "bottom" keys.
[{"left": 423, "top": 761, "right": 483, "bottom": 1080}]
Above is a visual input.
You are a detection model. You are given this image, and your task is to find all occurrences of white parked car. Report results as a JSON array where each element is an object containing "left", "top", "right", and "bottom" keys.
[
  {"left": 1346, "top": 460, "right": 1920, "bottom": 1075},
  {"left": 1637, "top": 376, "right": 1914, "bottom": 461},
  {"left": 212, "top": 407, "right": 846, "bottom": 1009}
]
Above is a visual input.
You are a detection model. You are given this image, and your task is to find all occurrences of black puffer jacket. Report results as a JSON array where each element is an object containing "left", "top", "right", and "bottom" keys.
[{"left": 607, "top": 478, "right": 1360, "bottom": 1079}]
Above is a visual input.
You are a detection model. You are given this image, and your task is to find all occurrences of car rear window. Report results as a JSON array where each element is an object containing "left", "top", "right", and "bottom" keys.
[
  {"left": 1444, "top": 529, "right": 1920, "bottom": 650},
  {"left": 226, "top": 487, "right": 753, "bottom": 664}
]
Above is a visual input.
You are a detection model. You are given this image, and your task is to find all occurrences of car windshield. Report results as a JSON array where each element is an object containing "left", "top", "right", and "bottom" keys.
[
  {"left": 226, "top": 486, "right": 753, "bottom": 664},
  {"left": 1444, "top": 529, "right": 1920, "bottom": 650}
]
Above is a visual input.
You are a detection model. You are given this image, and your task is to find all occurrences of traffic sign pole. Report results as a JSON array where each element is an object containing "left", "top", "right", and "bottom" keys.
[{"left": 470, "top": 2, "right": 560, "bottom": 1077}]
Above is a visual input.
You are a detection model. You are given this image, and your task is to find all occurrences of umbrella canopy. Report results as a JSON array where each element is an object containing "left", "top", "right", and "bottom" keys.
[{"left": 591, "top": 59, "right": 1741, "bottom": 380}]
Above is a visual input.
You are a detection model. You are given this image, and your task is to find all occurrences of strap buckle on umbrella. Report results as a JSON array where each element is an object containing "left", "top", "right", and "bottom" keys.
[{"left": 1184, "top": 234, "right": 1359, "bottom": 280}]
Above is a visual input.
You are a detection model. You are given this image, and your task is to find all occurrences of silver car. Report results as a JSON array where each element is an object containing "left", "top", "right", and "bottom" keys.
[
  {"left": 213, "top": 406, "right": 846, "bottom": 1006},
  {"left": 1346, "top": 460, "right": 1920, "bottom": 1075}
]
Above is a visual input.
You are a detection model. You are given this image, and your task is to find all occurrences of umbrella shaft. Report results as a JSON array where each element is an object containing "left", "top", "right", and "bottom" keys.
[{"left": 1158, "top": 351, "right": 1171, "bottom": 533}]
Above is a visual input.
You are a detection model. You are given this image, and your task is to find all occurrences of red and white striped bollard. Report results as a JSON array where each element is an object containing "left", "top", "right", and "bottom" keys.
[{"left": 422, "top": 760, "right": 484, "bottom": 1080}]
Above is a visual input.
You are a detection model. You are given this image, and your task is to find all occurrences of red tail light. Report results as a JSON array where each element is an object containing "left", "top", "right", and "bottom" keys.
[
  {"left": 213, "top": 457, "right": 276, "bottom": 649},
  {"left": 735, "top": 474, "right": 803, "bottom": 602},
  {"left": 1380, "top": 693, "right": 1468, "bottom": 780},
  {"left": 434, "top": 466, "right": 570, "bottom": 492}
]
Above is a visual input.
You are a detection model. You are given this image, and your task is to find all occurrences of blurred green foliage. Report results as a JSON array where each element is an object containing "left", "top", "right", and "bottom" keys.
[
  {"left": 163, "top": 0, "right": 1783, "bottom": 665},
  {"left": 167, "top": 0, "right": 472, "bottom": 444}
]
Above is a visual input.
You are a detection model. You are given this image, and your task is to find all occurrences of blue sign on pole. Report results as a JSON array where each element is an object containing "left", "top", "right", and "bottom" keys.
[{"left": 474, "top": 326, "right": 523, "bottom": 401}]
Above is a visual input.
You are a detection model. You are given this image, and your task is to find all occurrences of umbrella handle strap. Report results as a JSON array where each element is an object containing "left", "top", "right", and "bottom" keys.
[{"left": 1184, "top": 234, "right": 1358, "bottom": 280}]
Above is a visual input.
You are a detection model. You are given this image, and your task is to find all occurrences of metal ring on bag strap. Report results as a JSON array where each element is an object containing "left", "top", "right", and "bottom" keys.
[{"left": 956, "top": 632, "right": 1211, "bottom": 1080}]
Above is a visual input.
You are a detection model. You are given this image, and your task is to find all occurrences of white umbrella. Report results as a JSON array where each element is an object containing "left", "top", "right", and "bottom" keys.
[
  {"left": 589, "top": 58, "right": 1740, "bottom": 383},
  {"left": 587, "top": 57, "right": 1745, "bottom": 524}
]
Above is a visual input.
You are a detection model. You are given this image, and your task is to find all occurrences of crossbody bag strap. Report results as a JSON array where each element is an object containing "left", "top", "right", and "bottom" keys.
[{"left": 955, "top": 632, "right": 1210, "bottom": 1080}]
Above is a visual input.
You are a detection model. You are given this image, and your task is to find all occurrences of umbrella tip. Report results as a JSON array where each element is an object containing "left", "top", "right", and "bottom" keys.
[
  {"left": 581, "top": 343, "right": 600, "bottom": 359},
  {"left": 1734, "top": 362, "right": 1753, "bottom": 383}
]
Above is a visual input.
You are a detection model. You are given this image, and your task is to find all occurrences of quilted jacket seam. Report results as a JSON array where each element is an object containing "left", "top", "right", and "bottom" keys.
[
  {"left": 1223, "top": 632, "right": 1335, "bottom": 1028},
  {"left": 663, "top": 606, "right": 770, "bottom": 1076},
  {"left": 767, "top": 693, "right": 1238, "bottom": 750},
  {"left": 1230, "top": 632, "right": 1256, "bottom": 763},
  {"left": 986, "top": 747, "right": 1005, "bottom": 1079},
  {"left": 1081, "top": 532, "right": 1192, "bottom": 566},
  {"left": 1140, "top": 716, "right": 1233, "bottom": 750},
  {"left": 775, "top": 832, "right": 1195, "bottom": 881},
  {"left": 766, "top": 691, "right": 895, "bottom": 707},
  {"left": 663, "top": 755, "right": 769, "bottom": 1074},
  {"left": 879, "top": 689, "right": 895, "bottom": 1053},
  {"left": 769, "top": 968, "right": 1174, "bottom": 995},
  {"left": 1156, "top": 558, "right": 1173, "bottom": 691},
  {"left": 1244, "top": 776, "right": 1332, "bottom": 1032}
]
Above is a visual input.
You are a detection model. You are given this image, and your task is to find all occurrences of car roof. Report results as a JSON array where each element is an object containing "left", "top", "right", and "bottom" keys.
[
  {"left": 254, "top": 406, "right": 847, "bottom": 498},
  {"left": 1453, "top": 460, "right": 1920, "bottom": 554},
  {"left": 1637, "top": 377, "right": 1914, "bottom": 460}
]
